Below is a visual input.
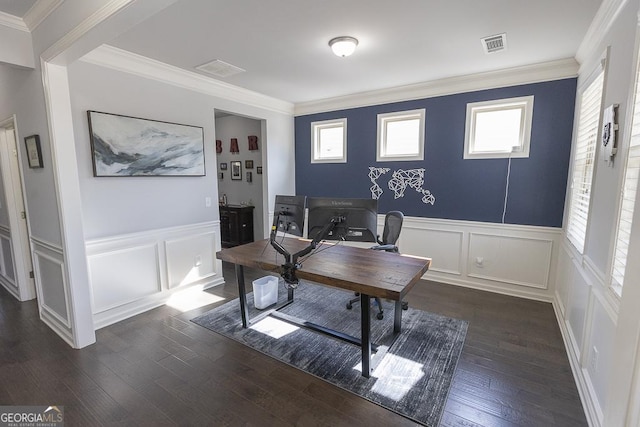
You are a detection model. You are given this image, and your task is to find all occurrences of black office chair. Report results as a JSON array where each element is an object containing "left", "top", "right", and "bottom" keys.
[{"left": 346, "top": 210, "right": 407, "bottom": 320}]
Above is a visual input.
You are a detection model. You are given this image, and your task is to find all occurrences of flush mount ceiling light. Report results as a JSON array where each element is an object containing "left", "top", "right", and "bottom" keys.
[{"left": 329, "top": 36, "right": 359, "bottom": 57}]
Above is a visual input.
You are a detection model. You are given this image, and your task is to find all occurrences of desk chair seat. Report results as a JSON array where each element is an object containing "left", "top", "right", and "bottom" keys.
[{"left": 346, "top": 210, "right": 408, "bottom": 319}]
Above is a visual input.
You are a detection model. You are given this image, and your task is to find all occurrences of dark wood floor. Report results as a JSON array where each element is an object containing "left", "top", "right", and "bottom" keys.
[{"left": 0, "top": 263, "right": 587, "bottom": 426}]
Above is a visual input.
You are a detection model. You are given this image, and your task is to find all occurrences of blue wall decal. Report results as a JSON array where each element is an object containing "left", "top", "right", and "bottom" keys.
[{"left": 295, "top": 79, "right": 577, "bottom": 227}]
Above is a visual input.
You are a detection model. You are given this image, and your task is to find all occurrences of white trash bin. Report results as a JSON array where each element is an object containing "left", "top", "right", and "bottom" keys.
[{"left": 252, "top": 276, "right": 279, "bottom": 309}]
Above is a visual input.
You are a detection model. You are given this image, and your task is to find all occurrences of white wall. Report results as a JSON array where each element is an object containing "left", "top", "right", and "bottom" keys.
[{"left": 67, "top": 60, "right": 219, "bottom": 239}]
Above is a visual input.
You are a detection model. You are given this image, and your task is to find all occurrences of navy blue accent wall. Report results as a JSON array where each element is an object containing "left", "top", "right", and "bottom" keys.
[{"left": 295, "top": 79, "right": 576, "bottom": 227}]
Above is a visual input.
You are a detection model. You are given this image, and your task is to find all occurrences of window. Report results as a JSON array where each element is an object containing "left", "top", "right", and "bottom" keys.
[
  {"left": 464, "top": 96, "right": 534, "bottom": 159},
  {"left": 311, "top": 118, "right": 346, "bottom": 163},
  {"left": 611, "top": 57, "right": 640, "bottom": 296},
  {"left": 566, "top": 68, "right": 605, "bottom": 254},
  {"left": 377, "top": 109, "right": 425, "bottom": 162}
]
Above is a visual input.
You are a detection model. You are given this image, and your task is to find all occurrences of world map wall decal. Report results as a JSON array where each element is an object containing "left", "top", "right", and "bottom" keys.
[{"left": 368, "top": 167, "right": 436, "bottom": 205}]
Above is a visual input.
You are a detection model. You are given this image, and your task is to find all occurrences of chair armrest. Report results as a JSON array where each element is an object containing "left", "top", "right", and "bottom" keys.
[{"left": 370, "top": 244, "right": 398, "bottom": 252}]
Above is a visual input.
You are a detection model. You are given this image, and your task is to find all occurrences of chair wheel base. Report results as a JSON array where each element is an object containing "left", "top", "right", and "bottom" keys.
[
  {"left": 346, "top": 302, "right": 353, "bottom": 309},
  {"left": 376, "top": 312, "right": 384, "bottom": 320}
]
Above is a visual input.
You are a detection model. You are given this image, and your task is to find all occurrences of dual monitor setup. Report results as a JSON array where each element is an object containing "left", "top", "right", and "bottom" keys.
[{"left": 270, "top": 195, "right": 378, "bottom": 285}]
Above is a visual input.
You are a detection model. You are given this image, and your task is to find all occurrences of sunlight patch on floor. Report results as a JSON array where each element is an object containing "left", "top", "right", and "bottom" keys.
[
  {"left": 353, "top": 351, "right": 425, "bottom": 401},
  {"left": 165, "top": 286, "right": 225, "bottom": 312},
  {"left": 250, "top": 316, "right": 299, "bottom": 339}
]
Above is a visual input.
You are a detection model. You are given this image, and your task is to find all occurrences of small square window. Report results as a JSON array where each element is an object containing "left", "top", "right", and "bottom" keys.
[
  {"left": 377, "top": 109, "right": 425, "bottom": 162},
  {"left": 464, "top": 96, "right": 534, "bottom": 159},
  {"left": 311, "top": 118, "right": 346, "bottom": 163}
]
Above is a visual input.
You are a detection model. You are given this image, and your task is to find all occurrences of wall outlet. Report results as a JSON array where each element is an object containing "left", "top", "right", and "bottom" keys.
[
  {"left": 205, "top": 197, "right": 212, "bottom": 207},
  {"left": 475, "top": 256, "right": 484, "bottom": 267},
  {"left": 590, "top": 346, "right": 599, "bottom": 373}
]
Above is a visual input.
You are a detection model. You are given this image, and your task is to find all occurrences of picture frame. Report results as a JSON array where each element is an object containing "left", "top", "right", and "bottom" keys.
[
  {"left": 231, "top": 161, "right": 242, "bottom": 180},
  {"left": 245, "top": 160, "right": 254, "bottom": 169},
  {"left": 24, "top": 135, "right": 43, "bottom": 168},
  {"left": 87, "top": 110, "right": 205, "bottom": 177},
  {"left": 220, "top": 162, "right": 228, "bottom": 170},
  {"left": 218, "top": 172, "right": 224, "bottom": 180},
  {"left": 246, "top": 171, "right": 252, "bottom": 182},
  {"left": 256, "top": 166, "right": 263, "bottom": 175}
]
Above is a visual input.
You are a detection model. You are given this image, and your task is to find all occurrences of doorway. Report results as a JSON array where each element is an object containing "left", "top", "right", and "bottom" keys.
[
  {"left": 214, "top": 111, "right": 265, "bottom": 243},
  {"left": 0, "top": 116, "right": 36, "bottom": 301}
]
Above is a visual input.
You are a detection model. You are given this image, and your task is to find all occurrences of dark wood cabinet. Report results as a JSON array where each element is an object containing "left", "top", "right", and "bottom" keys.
[{"left": 220, "top": 205, "right": 254, "bottom": 247}]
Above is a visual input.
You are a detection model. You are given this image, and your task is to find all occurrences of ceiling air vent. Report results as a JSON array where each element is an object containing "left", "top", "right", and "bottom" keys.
[
  {"left": 195, "top": 59, "right": 245, "bottom": 78},
  {"left": 481, "top": 33, "right": 507, "bottom": 54}
]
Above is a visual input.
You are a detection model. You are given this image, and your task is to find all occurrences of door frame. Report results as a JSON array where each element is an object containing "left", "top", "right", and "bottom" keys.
[{"left": 0, "top": 115, "right": 36, "bottom": 301}]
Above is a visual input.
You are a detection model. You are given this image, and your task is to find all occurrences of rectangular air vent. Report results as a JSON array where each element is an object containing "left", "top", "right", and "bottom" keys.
[
  {"left": 195, "top": 59, "right": 245, "bottom": 78},
  {"left": 481, "top": 33, "right": 507, "bottom": 54}
]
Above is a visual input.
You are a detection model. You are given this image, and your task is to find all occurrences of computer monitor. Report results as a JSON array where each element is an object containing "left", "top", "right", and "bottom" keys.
[
  {"left": 307, "top": 197, "right": 378, "bottom": 242},
  {"left": 272, "top": 195, "right": 306, "bottom": 237}
]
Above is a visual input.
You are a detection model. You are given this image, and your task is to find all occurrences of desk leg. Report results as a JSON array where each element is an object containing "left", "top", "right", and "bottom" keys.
[
  {"left": 361, "top": 293, "right": 371, "bottom": 378},
  {"left": 235, "top": 264, "right": 249, "bottom": 328},
  {"left": 394, "top": 300, "right": 403, "bottom": 334}
]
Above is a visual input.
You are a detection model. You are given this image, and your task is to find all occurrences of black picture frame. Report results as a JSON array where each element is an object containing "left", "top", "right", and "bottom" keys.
[
  {"left": 256, "top": 166, "right": 263, "bottom": 174},
  {"left": 245, "top": 160, "right": 254, "bottom": 169},
  {"left": 231, "top": 161, "right": 242, "bottom": 180},
  {"left": 220, "top": 162, "right": 227, "bottom": 170},
  {"left": 24, "top": 135, "right": 43, "bottom": 168}
]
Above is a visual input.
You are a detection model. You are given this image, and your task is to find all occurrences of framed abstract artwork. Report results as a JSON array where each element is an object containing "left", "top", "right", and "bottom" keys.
[{"left": 87, "top": 110, "right": 205, "bottom": 177}]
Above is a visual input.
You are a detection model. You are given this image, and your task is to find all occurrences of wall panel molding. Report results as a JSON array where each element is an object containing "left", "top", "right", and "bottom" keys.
[
  {"left": 86, "top": 222, "right": 224, "bottom": 329},
  {"left": 31, "top": 240, "right": 74, "bottom": 347},
  {"left": 398, "top": 216, "right": 561, "bottom": 301}
]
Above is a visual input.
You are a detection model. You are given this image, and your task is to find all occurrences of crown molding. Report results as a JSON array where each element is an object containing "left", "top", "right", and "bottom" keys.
[
  {"left": 294, "top": 58, "right": 579, "bottom": 116},
  {"left": 576, "top": 0, "right": 627, "bottom": 64},
  {"left": 0, "top": 10, "right": 28, "bottom": 32},
  {"left": 24, "top": 0, "right": 64, "bottom": 31},
  {"left": 80, "top": 45, "right": 294, "bottom": 116}
]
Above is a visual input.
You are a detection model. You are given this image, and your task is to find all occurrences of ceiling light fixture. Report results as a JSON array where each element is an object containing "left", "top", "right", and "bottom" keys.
[{"left": 329, "top": 36, "right": 359, "bottom": 57}]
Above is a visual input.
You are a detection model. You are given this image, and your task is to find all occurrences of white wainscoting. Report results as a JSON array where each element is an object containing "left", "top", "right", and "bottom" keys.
[
  {"left": 553, "top": 240, "right": 618, "bottom": 427},
  {"left": 0, "top": 225, "right": 18, "bottom": 298},
  {"left": 31, "top": 237, "right": 74, "bottom": 345},
  {"left": 86, "top": 222, "right": 224, "bottom": 329},
  {"left": 398, "top": 216, "right": 562, "bottom": 301}
]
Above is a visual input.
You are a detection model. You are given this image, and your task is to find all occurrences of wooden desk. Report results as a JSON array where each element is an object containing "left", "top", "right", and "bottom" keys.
[{"left": 216, "top": 238, "right": 431, "bottom": 377}]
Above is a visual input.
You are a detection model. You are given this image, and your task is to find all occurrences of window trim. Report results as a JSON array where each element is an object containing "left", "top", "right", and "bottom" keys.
[
  {"left": 311, "top": 118, "right": 347, "bottom": 164},
  {"left": 376, "top": 108, "right": 426, "bottom": 162},
  {"left": 463, "top": 96, "right": 534, "bottom": 159}
]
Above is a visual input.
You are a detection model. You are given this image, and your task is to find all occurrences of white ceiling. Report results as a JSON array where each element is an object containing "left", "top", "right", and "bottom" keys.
[
  {"left": 0, "top": 0, "right": 36, "bottom": 18},
  {"left": 1, "top": 0, "right": 604, "bottom": 105}
]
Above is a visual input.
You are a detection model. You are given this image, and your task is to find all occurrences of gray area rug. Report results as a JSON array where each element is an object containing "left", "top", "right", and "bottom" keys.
[{"left": 191, "top": 280, "right": 468, "bottom": 426}]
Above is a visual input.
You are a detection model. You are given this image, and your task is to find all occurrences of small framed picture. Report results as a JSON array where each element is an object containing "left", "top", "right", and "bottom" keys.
[
  {"left": 256, "top": 166, "right": 263, "bottom": 175},
  {"left": 246, "top": 171, "right": 252, "bottom": 182},
  {"left": 245, "top": 160, "right": 254, "bottom": 169},
  {"left": 218, "top": 172, "right": 224, "bottom": 180},
  {"left": 220, "top": 162, "right": 228, "bottom": 170},
  {"left": 24, "top": 135, "right": 43, "bottom": 168},
  {"left": 231, "top": 161, "right": 242, "bottom": 180}
]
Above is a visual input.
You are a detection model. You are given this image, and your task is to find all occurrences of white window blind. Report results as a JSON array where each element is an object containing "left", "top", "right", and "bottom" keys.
[
  {"left": 611, "top": 67, "right": 640, "bottom": 294},
  {"left": 566, "top": 70, "right": 604, "bottom": 253}
]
